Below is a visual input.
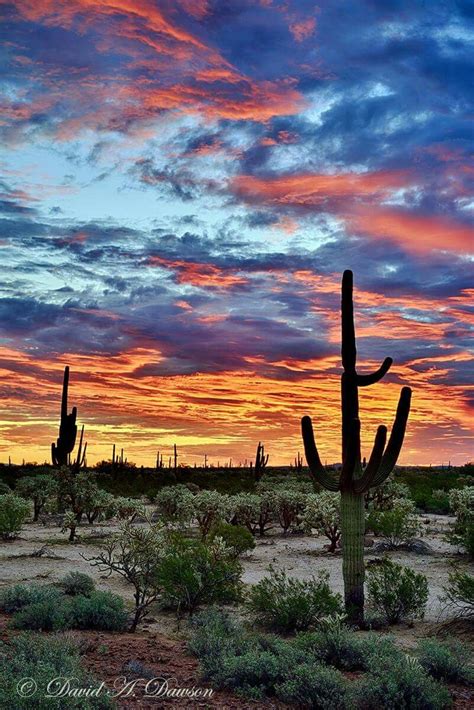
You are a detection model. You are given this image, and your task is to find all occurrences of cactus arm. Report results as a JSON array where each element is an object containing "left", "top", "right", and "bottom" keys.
[
  {"left": 356, "top": 357, "right": 392, "bottom": 387},
  {"left": 353, "top": 424, "right": 387, "bottom": 493},
  {"left": 339, "top": 417, "right": 361, "bottom": 491},
  {"left": 370, "top": 386, "right": 412, "bottom": 487},
  {"left": 301, "top": 416, "right": 340, "bottom": 491}
]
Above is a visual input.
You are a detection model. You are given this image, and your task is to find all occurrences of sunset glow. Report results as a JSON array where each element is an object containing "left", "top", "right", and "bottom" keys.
[{"left": 0, "top": 0, "right": 472, "bottom": 466}]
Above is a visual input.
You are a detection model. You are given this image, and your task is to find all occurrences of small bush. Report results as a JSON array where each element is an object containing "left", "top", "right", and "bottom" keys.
[
  {"left": 157, "top": 534, "right": 242, "bottom": 616},
  {"left": 367, "top": 559, "right": 428, "bottom": 624},
  {"left": 247, "top": 567, "right": 343, "bottom": 631},
  {"left": 294, "top": 617, "right": 401, "bottom": 671},
  {"left": 0, "top": 493, "right": 30, "bottom": 539},
  {"left": 350, "top": 656, "right": 452, "bottom": 710},
  {"left": 69, "top": 590, "right": 128, "bottom": 631},
  {"left": 367, "top": 498, "right": 421, "bottom": 548},
  {"left": 60, "top": 571, "right": 96, "bottom": 597},
  {"left": 276, "top": 663, "right": 348, "bottom": 710},
  {"left": 417, "top": 638, "right": 474, "bottom": 685},
  {"left": 0, "top": 633, "right": 111, "bottom": 709},
  {"left": 154, "top": 485, "right": 194, "bottom": 526},
  {"left": 12, "top": 596, "right": 72, "bottom": 631},
  {"left": 188, "top": 608, "right": 252, "bottom": 678},
  {"left": 442, "top": 568, "right": 474, "bottom": 620},
  {"left": 209, "top": 521, "right": 255, "bottom": 557},
  {"left": 0, "top": 583, "right": 63, "bottom": 613}
]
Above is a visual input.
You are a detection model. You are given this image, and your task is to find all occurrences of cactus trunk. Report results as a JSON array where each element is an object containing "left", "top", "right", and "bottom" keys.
[{"left": 340, "top": 489, "right": 365, "bottom": 624}]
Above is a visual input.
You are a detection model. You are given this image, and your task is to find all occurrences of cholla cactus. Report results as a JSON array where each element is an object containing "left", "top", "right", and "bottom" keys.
[{"left": 301, "top": 270, "right": 412, "bottom": 623}]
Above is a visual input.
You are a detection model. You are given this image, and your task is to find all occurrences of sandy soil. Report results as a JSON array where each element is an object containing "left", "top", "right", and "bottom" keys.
[{"left": 1, "top": 510, "right": 470, "bottom": 626}]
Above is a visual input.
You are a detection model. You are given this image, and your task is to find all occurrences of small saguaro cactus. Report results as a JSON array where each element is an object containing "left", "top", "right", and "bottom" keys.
[
  {"left": 52, "top": 366, "right": 78, "bottom": 467},
  {"left": 254, "top": 441, "right": 269, "bottom": 481},
  {"left": 301, "top": 270, "right": 412, "bottom": 624}
]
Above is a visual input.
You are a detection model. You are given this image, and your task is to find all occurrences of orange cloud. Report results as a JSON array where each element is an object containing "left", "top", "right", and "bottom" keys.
[
  {"left": 348, "top": 208, "right": 474, "bottom": 254},
  {"left": 289, "top": 17, "right": 316, "bottom": 42},
  {"left": 231, "top": 170, "right": 409, "bottom": 205},
  {"left": 146, "top": 256, "right": 249, "bottom": 289}
]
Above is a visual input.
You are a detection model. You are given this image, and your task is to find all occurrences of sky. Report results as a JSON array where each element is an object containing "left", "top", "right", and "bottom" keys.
[{"left": 0, "top": 0, "right": 473, "bottom": 467}]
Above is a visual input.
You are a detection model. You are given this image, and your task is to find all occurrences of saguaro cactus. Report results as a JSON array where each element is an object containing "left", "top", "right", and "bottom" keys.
[
  {"left": 52, "top": 366, "right": 78, "bottom": 467},
  {"left": 301, "top": 270, "right": 412, "bottom": 624},
  {"left": 254, "top": 441, "right": 269, "bottom": 481}
]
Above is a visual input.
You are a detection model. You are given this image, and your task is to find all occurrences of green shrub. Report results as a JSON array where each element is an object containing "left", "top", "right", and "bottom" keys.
[
  {"left": 302, "top": 492, "right": 341, "bottom": 552},
  {"left": 442, "top": 568, "right": 474, "bottom": 620},
  {"left": 0, "top": 493, "right": 30, "bottom": 539},
  {"left": 157, "top": 534, "right": 242, "bottom": 616},
  {"left": 0, "top": 583, "right": 62, "bottom": 614},
  {"left": 275, "top": 662, "right": 348, "bottom": 710},
  {"left": 69, "top": 590, "right": 128, "bottom": 631},
  {"left": 367, "top": 498, "right": 421, "bottom": 547},
  {"left": 209, "top": 521, "right": 255, "bottom": 557},
  {"left": 15, "top": 474, "right": 58, "bottom": 521},
  {"left": 188, "top": 608, "right": 252, "bottom": 678},
  {"left": 0, "top": 481, "right": 11, "bottom": 495},
  {"left": 0, "top": 633, "right": 111, "bottom": 709},
  {"left": 294, "top": 617, "right": 401, "bottom": 671},
  {"left": 154, "top": 485, "right": 194, "bottom": 526},
  {"left": 60, "top": 571, "right": 96, "bottom": 597},
  {"left": 350, "top": 656, "right": 452, "bottom": 709},
  {"left": 247, "top": 567, "right": 343, "bottom": 631},
  {"left": 273, "top": 490, "right": 305, "bottom": 533},
  {"left": 12, "top": 597, "right": 72, "bottom": 631},
  {"left": 367, "top": 559, "right": 428, "bottom": 624},
  {"left": 211, "top": 650, "right": 287, "bottom": 699},
  {"left": 417, "top": 638, "right": 473, "bottom": 685},
  {"left": 193, "top": 490, "right": 229, "bottom": 538}
]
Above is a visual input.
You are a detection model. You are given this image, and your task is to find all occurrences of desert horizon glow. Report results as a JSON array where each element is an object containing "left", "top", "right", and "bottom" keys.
[{"left": 0, "top": 1, "right": 472, "bottom": 466}]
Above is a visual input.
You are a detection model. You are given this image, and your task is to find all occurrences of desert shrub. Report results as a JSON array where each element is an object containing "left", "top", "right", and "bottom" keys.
[
  {"left": 247, "top": 567, "right": 343, "bottom": 631},
  {"left": 212, "top": 650, "right": 288, "bottom": 699},
  {"left": 157, "top": 534, "right": 242, "bottom": 616},
  {"left": 0, "top": 493, "right": 30, "bottom": 539},
  {"left": 417, "top": 638, "right": 473, "bottom": 685},
  {"left": 0, "top": 481, "right": 11, "bottom": 494},
  {"left": 275, "top": 663, "right": 348, "bottom": 709},
  {"left": 114, "top": 496, "right": 145, "bottom": 521},
  {"left": 12, "top": 596, "right": 72, "bottom": 631},
  {"left": 302, "top": 492, "right": 341, "bottom": 552},
  {"left": 60, "top": 571, "right": 96, "bottom": 597},
  {"left": 193, "top": 490, "right": 229, "bottom": 538},
  {"left": 441, "top": 568, "right": 474, "bottom": 620},
  {"left": 0, "top": 583, "right": 62, "bottom": 613},
  {"left": 364, "top": 478, "right": 411, "bottom": 511},
  {"left": 69, "top": 590, "right": 128, "bottom": 631},
  {"left": 188, "top": 608, "right": 252, "bottom": 678},
  {"left": 86, "top": 522, "right": 166, "bottom": 631},
  {"left": 367, "top": 559, "right": 428, "bottom": 624},
  {"left": 15, "top": 474, "right": 58, "bottom": 521},
  {"left": 231, "top": 493, "right": 261, "bottom": 535},
  {"left": 350, "top": 655, "right": 452, "bottom": 710},
  {"left": 83, "top": 489, "right": 117, "bottom": 524},
  {"left": 273, "top": 490, "right": 305, "bottom": 533},
  {"left": 447, "top": 487, "right": 474, "bottom": 556},
  {"left": 366, "top": 497, "right": 421, "bottom": 547},
  {"left": 209, "top": 521, "right": 255, "bottom": 557},
  {"left": 0, "top": 633, "right": 111, "bottom": 709},
  {"left": 294, "top": 615, "right": 401, "bottom": 671},
  {"left": 154, "top": 485, "right": 194, "bottom": 527},
  {"left": 56, "top": 469, "right": 102, "bottom": 540}
]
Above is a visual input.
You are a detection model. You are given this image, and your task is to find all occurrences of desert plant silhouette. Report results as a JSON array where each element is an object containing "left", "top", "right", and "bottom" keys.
[{"left": 301, "top": 269, "right": 412, "bottom": 624}]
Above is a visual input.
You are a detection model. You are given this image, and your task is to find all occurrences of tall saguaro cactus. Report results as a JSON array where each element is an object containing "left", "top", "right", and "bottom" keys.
[
  {"left": 301, "top": 270, "right": 412, "bottom": 624},
  {"left": 51, "top": 366, "right": 78, "bottom": 467},
  {"left": 254, "top": 441, "right": 269, "bottom": 481}
]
